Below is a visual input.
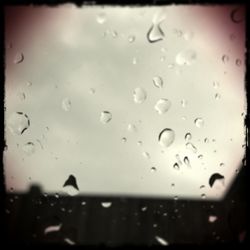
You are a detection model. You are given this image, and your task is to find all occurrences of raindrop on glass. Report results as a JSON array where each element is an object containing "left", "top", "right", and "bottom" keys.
[
  {"left": 173, "top": 163, "right": 180, "bottom": 170},
  {"left": 185, "top": 133, "right": 192, "bottom": 141},
  {"left": 96, "top": 12, "right": 106, "bottom": 24},
  {"left": 151, "top": 167, "right": 157, "bottom": 172},
  {"left": 209, "top": 173, "right": 225, "bottom": 188},
  {"left": 184, "top": 156, "right": 190, "bottom": 166},
  {"left": 128, "top": 35, "right": 135, "bottom": 43},
  {"left": 121, "top": 137, "right": 127, "bottom": 143},
  {"left": 62, "top": 175, "right": 79, "bottom": 196},
  {"left": 222, "top": 54, "right": 229, "bottom": 63},
  {"left": 201, "top": 193, "right": 206, "bottom": 199},
  {"left": 62, "top": 98, "right": 71, "bottom": 111},
  {"left": 158, "top": 128, "right": 175, "bottom": 148},
  {"left": 132, "top": 57, "right": 137, "bottom": 65},
  {"left": 142, "top": 152, "right": 150, "bottom": 159},
  {"left": 100, "top": 111, "right": 112, "bottom": 124},
  {"left": 127, "top": 123, "right": 137, "bottom": 132},
  {"left": 154, "top": 98, "right": 171, "bottom": 114},
  {"left": 186, "top": 142, "right": 197, "bottom": 153},
  {"left": 146, "top": 22, "right": 165, "bottom": 43},
  {"left": 236, "top": 59, "right": 242, "bottom": 66},
  {"left": 194, "top": 118, "right": 204, "bottom": 128},
  {"left": 153, "top": 76, "right": 164, "bottom": 88},
  {"left": 14, "top": 52, "right": 24, "bottom": 64},
  {"left": 101, "top": 202, "right": 112, "bottom": 208},
  {"left": 175, "top": 49, "right": 197, "bottom": 66},
  {"left": 64, "top": 238, "right": 76, "bottom": 245},
  {"left": 81, "top": 201, "right": 86, "bottom": 206},
  {"left": 200, "top": 185, "right": 205, "bottom": 189},
  {"left": 215, "top": 93, "right": 221, "bottom": 100},
  {"left": 22, "top": 142, "right": 35, "bottom": 155},
  {"left": 8, "top": 112, "right": 30, "bottom": 135},
  {"left": 133, "top": 87, "right": 147, "bottom": 104},
  {"left": 198, "top": 154, "right": 203, "bottom": 160},
  {"left": 44, "top": 224, "right": 62, "bottom": 235}
]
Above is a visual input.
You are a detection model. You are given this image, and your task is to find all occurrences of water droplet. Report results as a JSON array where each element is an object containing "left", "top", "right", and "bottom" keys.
[
  {"left": 101, "top": 202, "right": 112, "bottom": 208},
  {"left": 132, "top": 57, "right": 137, "bottom": 65},
  {"left": 222, "top": 54, "right": 229, "bottom": 63},
  {"left": 100, "top": 111, "right": 112, "bottom": 124},
  {"left": 64, "top": 238, "right": 76, "bottom": 245},
  {"left": 63, "top": 175, "right": 79, "bottom": 196},
  {"left": 220, "top": 163, "right": 225, "bottom": 167},
  {"left": 142, "top": 152, "right": 150, "bottom": 159},
  {"left": 8, "top": 112, "right": 30, "bottom": 135},
  {"left": 154, "top": 98, "right": 171, "bottom": 114},
  {"left": 44, "top": 224, "right": 62, "bottom": 234},
  {"left": 155, "top": 236, "right": 168, "bottom": 245},
  {"left": 176, "top": 49, "right": 197, "bottom": 66},
  {"left": 141, "top": 206, "right": 147, "bottom": 211},
  {"left": 171, "top": 183, "right": 175, "bottom": 187},
  {"left": 183, "top": 31, "right": 194, "bottom": 41},
  {"left": 213, "top": 81, "right": 220, "bottom": 89},
  {"left": 173, "top": 163, "right": 180, "bottom": 170},
  {"left": 198, "top": 154, "right": 203, "bottom": 160},
  {"left": 174, "top": 196, "right": 178, "bottom": 200},
  {"left": 151, "top": 167, "right": 157, "bottom": 172},
  {"left": 181, "top": 99, "right": 187, "bottom": 108},
  {"left": 26, "top": 81, "right": 32, "bottom": 87},
  {"left": 121, "top": 137, "right": 127, "bottom": 143},
  {"left": 22, "top": 142, "right": 35, "bottom": 155},
  {"left": 194, "top": 118, "right": 204, "bottom": 128},
  {"left": 137, "top": 141, "right": 143, "bottom": 146},
  {"left": 158, "top": 128, "right": 175, "bottom": 148},
  {"left": 215, "top": 93, "right": 221, "bottom": 100},
  {"left": 186, "top": 142, "right": 197, "bottom": 153},
  {"left": 147, "top": 22, "right": 165, "bottom": 43},
  {"left": 200, "top": 185, "right": 205, "bottom": 189},
  {"left": 14, "top": 52, "right": 24, "bottom": 64},
  {"left": 62, "top": 98, "right": 71, "bottom": 111},
  {"left": 128, "top": 35, "right": 135, "bottom": 43},
  {"left": 160, "top": 56, "right": 166, "bottom": 62},
  {"left": 127, "top": 123, "right": 137, "bottom": 133},
  {"left": 209, "top": 173, "right": 225, "bottom": 188},
  {"left": 184, "top": 156, "right": 190, "bottom": 166},
  {"left": 175, "top": 154, "right": 182, "bottom": 165},
  {"left": 230, "top": 8, "right": 243, "bottom": 23},
  {"left": 89, "top": 88, "right": 95, "bottom": 94},
  {"left": 133, "top": 87, "right": 147, "bottom": 104},
  {"left": 230, "top": 33, "right": 236, "bottom": 41},
  {"left": 17, "top": 92, "right": 26, "bottom": 101},
  {"left": 208, "top": 215, "right": 217, "bottom": 223},
  {"left": 153, "top": 76, "right": 164, "bottom": 88},
  {"left": 204, "top": 138, "right": 209, "bottom": 143},
  {"left": 112, "top": 30, "right": 118, "bottom": 38},
  {"left": 185, "top": 133, "right": 192, "bottom": 141},
  {"left": 81, "top": 201, "right": 86, "bottom": 206},
  {"left": 201, "top": 193, "right": 206, "bottom": 199},
  {"left": 96, "top": 12, "right": 106, "bottom": 24},
  {"left": 236, "top": 59, "right": 242, "bottom": 66}
]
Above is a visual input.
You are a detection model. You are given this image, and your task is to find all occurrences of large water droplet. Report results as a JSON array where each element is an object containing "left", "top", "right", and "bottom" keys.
[
  {"left": 62, "top": 98, "right": 71, "bottom": 111},
  {"left": 209, "top": 173, "right": 225, "bottom": 188},
  {"left": 194, "top": 118, "right": 204, "bottom": 128},
  {"left": 63, "top": 175, "right": 79, "bottom": 196},
  {"left": 176, "top": 49, "right": 197, "bottom": 66},
  {"left": 201, "top": 193, "right": 206, "bottom": 199},
  {"left": 133, "top": 87, "right": 147, "bottom": 104},
  {"left": 215, "top": 93, "right": 221, "bottom": 100},
  {"left": 17, "top": 92, "right": 26, "bottom": 101},
  {"left": 213, "top": 81, "right": 220, "bottom": 89},
  {"left": 101, "top": 202, "right": 112, "bottom": 208},
  {"left": 155, "top": 236, "right": 168, "bottom": 245},
  {"left": 175, "top": 154, "right": 182, "bottom": 165},
  {"left": 173, "top": 163, "right": 180, "bottom": 170},
  {"left": 151, "top": 167, "right": 157, "bottom": 172},
  {"left": 186, "top": 142, "right": 197, "bottom": 153},
  {"left": 96, "top": 12, "right": 106, "bottom": 24},
  {"left": 121, "top": 137, "right": 127, "bottom": 143},
  {"left": 181, "top": 99, "right": 187, "bottom": 107},
  {"left": 132, "top": 57, "right": 137, "bottom": 65},
  {"left": 64, "top": 238, "right": 76, "bottom": 245},
  {"left": 154, "top": 98, "right": 171, "bottom": 114},
  {"left": 14, "top": 52, "right": 24, "bottom": 64},
  {"left": 230, "top": 8, "right": 243, "bottom": 23},
  {"left": 183, "top": 31, "right": 194, "bottom": 41},
  {"left": 158, "top": 128, "right": 175, "bottom": 148},
  {"left": 142, "top": 152, "right": 150, "bottom": 159},
  {"left": 185, "top": 133, "right": 192, "bottom": 141},
  {"left": 153, "top": 76, "right": 164, "bottom": 88},
  {"left": 22, "top": 142, "right": 35, "bottom": 155},
  {"left": 8, "top": 112, "right": 30, "bottom": 135},
  {"left": 146, "top": 22, "right": 165, "bottom": 43},
  {"left": 100, "top": 111, "right": 112, "bottom": 124},
  {"left": 137, "top": 141, "right": 143, "bottom": 146}
]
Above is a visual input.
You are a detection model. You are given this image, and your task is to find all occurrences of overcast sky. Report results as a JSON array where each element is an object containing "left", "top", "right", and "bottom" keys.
[{"left": 4, "top": 5, "right": 246, "bottom": 200}]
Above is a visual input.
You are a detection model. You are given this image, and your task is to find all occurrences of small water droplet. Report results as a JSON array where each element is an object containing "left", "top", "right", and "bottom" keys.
[
  {"left": 63, "top": 175, "right": 79, "bottom": 196},
  {"left": 200, "top": 185, "right": 205, "bottom": 189},
  {"left": 204, "top": 138, "right": 209, "bottom": 143},
  {"left": 171, "top": 183, "right": 175, "bottom": 187},
  {"left": 26, "top": 81, "right": 32, "bottom": 87},
  {"left": 215, "top": 93, "right": 221, "bottom": 100},
  {"left": 153, "top": 76, "right": 164, "bottom": 88},
  {"left": 128, "top": 35, "right": 135, "bottom": 43},
  {"left": 208, "top": 215, "right": 217, "bottom": 223},
  {"left": 176, "top": 49, "right": 197, "bottom": 66},
  {"left": 101, "top": 202, "right": 112, "bottom": 208},
  {"left": 213, "top": 81, "right": 220, "bottom": 89},
  {"left": 154, "top": 98, "right": 171, "bottom": 114},
  {"left": 14, "top": 52, "right": 24, "bottom": 64},
  {"left": 62, "top": 98, "right": 71, "bottom": 111},
  {"left": 132, "top": 57, "right": 137, "bottom": 65},
  {"left": 121, "top": 137, "right": 127, "bottom": 143},
  {"left": 133, "top": 87, "right": 147, "bottom": 104},
  {"left": 100, "top": 111, "right": 112, "bottom": 124},
  {"left": 17, "top": 92, "right": 26, "bottom": 101},
  {"left": 183, "top": 31, "right": 194, "bottom": 41},
  {"left": 160, "top": 56, "right": 166, "bottom": 62},
  {"left": 173, "top": 162, "right": 180, "bottom": 170},
  {"left": 220, "top": 163, "right": 225, "bottom": 167},
  {"left": 201, "top": 193, "right": 206, "bottom": 199},
  {"left": 142, "top": 152, "right": 150, "bottom": 159},
  {"left": 222, "top": 54, "right": 229, "bottom": 63},
  {"left": 96, "top": 12, "right": 106, "bottom": 24},
  {"left": 174, "top": 196, "right": 178, "bottom": 200},
  {"left": 147, "top": 22, "right": 165, "bottom": 43},
  {"left": 64, "top": 238, "right": 76, "bottom": 245},
  {"left": 112, "top": 30, "right": 118, "bottom": 38},
  {"left": 22, "top": 142, "right": 35, "bottom": 155},
  {"left": 184, "top": 156, "right": 190, "bottom": 166},
  {"left": 194, "top": 118, "right": 204, "bottom": 128},
  {"left": 186, "top": 142, "right": 197, "bottom": 153},
  {"left": 8, "top": 112, "right": 30, "bottom": 135},
  {"left": 151, "top": 167, "right": 157, "bottom": 172},
  {"left": 198, "top": 154, "right": 203, "bottom": 160},
  {"left": 55, "top": 193, "right": 59, "bottom": 199},
  {"left": 137, "top": 141, "right": 143, "bottom": 146},
  {"left": 181, "top": 99, "right": 187, "bottom": 108},
  {"left": 81, "top": 201, "right": 86, "bottom": 206},
  {"left": 158, "top": 128, "right": 175, "bottom": 148},
  {"left": 153, "top": 223, "right": 158, "bottom": 228},
  {"left": 127, "top": 123, "right": 137, "bottom": 132},
  {"left": 209, "top": 173, "right": 225, "bottom": 188},
  {"left": 141, "top": 206, "right": 147, "bottom": 211},
  {"left": 185, "top": 133, "right": 192, "bottom": 141},
  {"left": 89, "top": 88, "right": 95, "bottom": 94},
  {"left": 236, "top": 59, "right": 242, "bottom": 66}
]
